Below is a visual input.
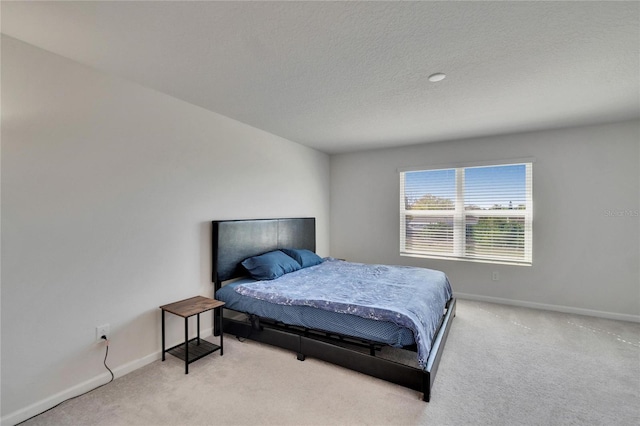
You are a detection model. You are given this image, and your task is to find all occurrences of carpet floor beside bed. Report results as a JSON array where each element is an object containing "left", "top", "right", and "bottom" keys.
[{"left": 20, "top": 300, "right": 640, "bottom": 426}]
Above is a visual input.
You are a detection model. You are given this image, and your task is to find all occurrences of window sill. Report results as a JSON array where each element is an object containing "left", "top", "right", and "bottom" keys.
[{"left": 400, "top": 252, "right": 532, "bottom": 267}]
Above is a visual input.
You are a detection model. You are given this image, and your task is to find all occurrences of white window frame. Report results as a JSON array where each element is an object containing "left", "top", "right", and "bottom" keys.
[{"left": 399, "top": 159, "right": 533, "bottom": 266}]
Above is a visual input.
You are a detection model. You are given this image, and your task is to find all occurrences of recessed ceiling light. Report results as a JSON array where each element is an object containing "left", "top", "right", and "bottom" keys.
[{"left": 428, "top": 73, "right": 446, "bottom": 82}]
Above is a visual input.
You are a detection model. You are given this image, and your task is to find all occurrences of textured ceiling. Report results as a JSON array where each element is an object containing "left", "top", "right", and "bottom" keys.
[{"left": 2, "top": 1, "right": 639, "bottom": 154}]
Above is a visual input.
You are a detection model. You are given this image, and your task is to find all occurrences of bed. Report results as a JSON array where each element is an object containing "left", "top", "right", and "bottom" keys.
[{"left": 211, "top": 217, "right": 456, "bottom": 401}]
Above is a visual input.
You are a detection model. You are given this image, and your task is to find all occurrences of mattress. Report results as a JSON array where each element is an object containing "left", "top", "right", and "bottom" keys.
[{"left": 216, "top": 279, "right": 416, "bottom": 347}]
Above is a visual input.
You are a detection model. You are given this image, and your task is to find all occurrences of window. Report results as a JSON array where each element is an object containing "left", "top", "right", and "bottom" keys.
[{"left": 400, "top": 161, "right": 532, "bottom": 265}]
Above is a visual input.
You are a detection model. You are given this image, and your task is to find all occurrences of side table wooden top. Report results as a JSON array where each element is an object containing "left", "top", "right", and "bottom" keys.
[{"left": 160, "top": 296, "right": 225, "bottom": 318}]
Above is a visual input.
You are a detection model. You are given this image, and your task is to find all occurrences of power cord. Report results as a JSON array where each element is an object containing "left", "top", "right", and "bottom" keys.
[
  {"left": 16, "top": 336, "right": 114, "bottom": 425},
  {"left": 101, "top": 335, "right": 115, "bottom": 382}
]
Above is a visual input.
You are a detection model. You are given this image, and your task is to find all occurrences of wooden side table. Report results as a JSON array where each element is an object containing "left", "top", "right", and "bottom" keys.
[{"left": 160, "top": 296, "right": 225, "bottom": 374}]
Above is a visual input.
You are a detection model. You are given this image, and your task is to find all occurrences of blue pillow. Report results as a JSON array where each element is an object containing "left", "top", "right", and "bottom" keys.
[
  {"left": 281, "top": 248, "right": 324, "bottom": 268},
  {"left": 241, "top": 250, "right": 301, "bottom": 280}
]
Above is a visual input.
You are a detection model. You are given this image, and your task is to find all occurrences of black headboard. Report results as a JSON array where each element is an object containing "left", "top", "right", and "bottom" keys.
[{"left": 212, "top": 218, "right": 316, "bottom": 290}]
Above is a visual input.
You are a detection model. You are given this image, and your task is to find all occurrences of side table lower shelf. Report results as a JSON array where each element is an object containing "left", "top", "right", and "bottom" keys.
[{"left": 166, "top": 338, "right": 221, "bottom": 364}]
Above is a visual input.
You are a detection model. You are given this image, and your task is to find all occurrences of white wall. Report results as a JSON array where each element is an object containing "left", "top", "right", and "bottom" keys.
[
  {"left": 1, "top": 36, "right": 330, "bottom": 422},
  {"left": 331, "top": 120, "right": 640, "bottom": 320}
]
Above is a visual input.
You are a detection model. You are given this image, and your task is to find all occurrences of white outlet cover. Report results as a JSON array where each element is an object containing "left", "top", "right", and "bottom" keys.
[{"left": 96, "top": 324, "right": 110, "bottom": 342}]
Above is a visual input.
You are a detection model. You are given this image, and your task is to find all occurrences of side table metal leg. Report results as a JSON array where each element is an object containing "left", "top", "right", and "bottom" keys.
[
  {"left": 184, "top": 317, "right": 189, "bottom": 374},
  {"left": 197, "top": 313, "right": 200, "bottom": 345},
  {"left": 220, "top": 308, "right": 224, "bottom": 356},
  {"left": 161, "top": 310, "right": 166, "bottom": 361}
]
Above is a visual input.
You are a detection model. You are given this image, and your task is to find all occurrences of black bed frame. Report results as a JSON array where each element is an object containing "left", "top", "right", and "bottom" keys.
[{"left": 211, "top": 217, "right": 456, "bottom": 401}]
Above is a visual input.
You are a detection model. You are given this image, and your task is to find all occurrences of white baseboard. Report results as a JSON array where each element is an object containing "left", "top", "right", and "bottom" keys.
[
  {"left": 454, "top": 292, "right": 640, "bottom": 323},
  {"left": 1, "top": 327, "right": 214, "bottom": 426}
]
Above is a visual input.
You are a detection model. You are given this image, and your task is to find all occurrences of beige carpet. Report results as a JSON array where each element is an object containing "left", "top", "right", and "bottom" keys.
[{"left": 20, "top": 300, "right": 640, "bottom": 425}]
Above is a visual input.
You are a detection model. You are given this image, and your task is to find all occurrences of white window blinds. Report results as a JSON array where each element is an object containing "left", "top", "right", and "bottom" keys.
[{"left": 400, "top": 162, "right": 532, "bottom": 265}]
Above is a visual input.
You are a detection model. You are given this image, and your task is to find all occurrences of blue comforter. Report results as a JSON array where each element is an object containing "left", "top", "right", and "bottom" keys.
[{"left": 235, "top": 259, "right": 453, "bottom": 369}]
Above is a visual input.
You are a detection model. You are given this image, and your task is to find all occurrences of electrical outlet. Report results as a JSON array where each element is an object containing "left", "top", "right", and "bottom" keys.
[
  {"left": 492, "top": 271, "right": 500, "bottom": 281},
  {"left": 96, "top": 324, "right": 110, "bottom": 342}
]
